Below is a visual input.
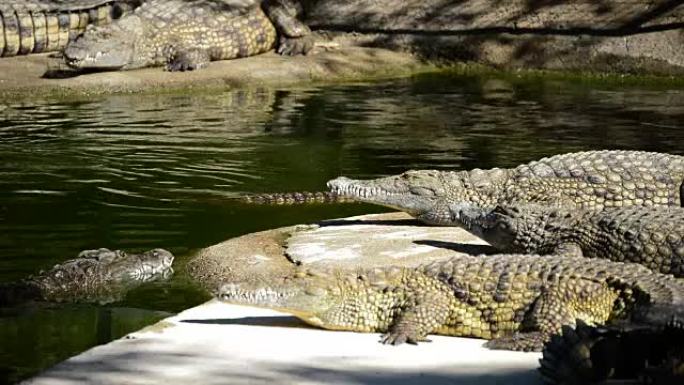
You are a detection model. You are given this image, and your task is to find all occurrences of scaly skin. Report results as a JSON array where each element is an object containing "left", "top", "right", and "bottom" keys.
[
  {"left": 0, "top": 0, "right": 140, "bottom": 56},
  {"left": 327, "top": 151, "right": 684, "bottom": 225},
  {"left": 218, "top": 253, "right": 684, "bottom": 351},
  {"left": 241, "top": 191, "right": 355, "bottom": 204},
  {"left": 0, "top": 248, "right": 174, "bottom": 305},
  {"left": 539, "top": 318, "right": 684, "bottom": 385},
  {"left": 454, "top": 204, "right": 684, "bottom": 277},
  {"left": 63, "top": 0, "right": 312, "bottom": 71}
]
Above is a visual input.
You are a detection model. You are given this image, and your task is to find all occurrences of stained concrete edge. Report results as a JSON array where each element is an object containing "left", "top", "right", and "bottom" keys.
[
  {"left": 21, "top": 300, "right": 543, "bottom": 385},
  {"left": 23, "top": 212, "right": 545, "bottom": 385}
]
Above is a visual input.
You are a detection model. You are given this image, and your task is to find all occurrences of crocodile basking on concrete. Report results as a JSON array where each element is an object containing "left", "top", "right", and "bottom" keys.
[
  {"left": 0, "top": 248, "right": 174, "bottom": 306},
  {"left": 219, "top": 253, "right": 684, "bottom": 351},
  {"left": 326, "top": 151, "right": 684, "bottom": 225},
  {"left": 453, "top": 204, "right": 684, "bottom": 277},
  {"left": 539, "top": 317, "right": 684, "bottom": 384},
  {"left": 0, "top": 0, "right": 141, "bottom": 56},
  {"left": 63, "top": 0, "right": 313, "bottom": 71}
]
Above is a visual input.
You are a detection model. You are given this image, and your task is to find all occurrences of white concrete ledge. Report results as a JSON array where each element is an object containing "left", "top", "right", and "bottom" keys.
[{"left": 24, "top": 300, "right": 542, "bottom": 385}]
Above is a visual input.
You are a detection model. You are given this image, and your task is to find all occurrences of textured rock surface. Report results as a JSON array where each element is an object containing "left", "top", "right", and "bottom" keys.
[{"left": 302, "top": 0, "right": 684, "bottom": 75}]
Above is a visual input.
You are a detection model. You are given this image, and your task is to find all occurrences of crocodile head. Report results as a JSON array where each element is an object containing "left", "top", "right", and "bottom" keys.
[
  {"left": 450, "top": 204, "right": 521, "bottom": 250},
  {"left": 327, "top": 168, "right": 510, "bottom": 225},
  {"left": 451, "top": 204, "right": 568, "bottom": 252},
  {"left": 106, "top": 248, "right": 175, "bottom": 282},
  {"left": 28, "top": 248, "right": 175, "bottom": 304},
  {"left": 218, "top": 268, "right": 391, "bottom": 332},
  {"left": 64, "top": 16, "right": 145, "bottom": 70}
]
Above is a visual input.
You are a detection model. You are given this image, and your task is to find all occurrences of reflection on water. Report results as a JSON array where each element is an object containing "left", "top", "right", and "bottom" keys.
[{"left": 1, "top": 73, "right": 684, "bottom": 383}]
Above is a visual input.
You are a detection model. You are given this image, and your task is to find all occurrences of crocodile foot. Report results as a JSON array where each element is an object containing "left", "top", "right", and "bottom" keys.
[{"left": 277, "top": 35, "right": 314, "bottom": 56}]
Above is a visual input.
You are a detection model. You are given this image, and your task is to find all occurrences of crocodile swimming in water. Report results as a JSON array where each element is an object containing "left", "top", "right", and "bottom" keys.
[
  {"left": 539, "top": 317, "right": 684, "bottom": 384},
  {"left": 453, "top": 204, "right": 684, "bottom": 277},
  {"left": 218, "top": 253, "right": 684, "bottom": 351},
  {"left": 0, "top": 248, "right": 174, "bottom": 306},
  {"left": 326, "top": 151, "right": 684, "bottom": 225},
  {"left": 63, "top": 0, "right": 313, "bottom": 71},
  {"left": 0, "top": 0, "right": 141, "bottom": 56}
]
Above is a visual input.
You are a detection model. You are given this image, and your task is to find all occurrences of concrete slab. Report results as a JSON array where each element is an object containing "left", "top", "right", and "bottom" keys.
[
  {"left": 22, "top": 300, "right": 543, "bottom": 385},
  {"left": 287, "top": 213, "right": 493, "bottom": 268},
  {"left": 187, "top": 212, "right": 496, "bottom": 293},
  {"left": 24, "top": 212, "right": 543, "bottom": 385}
]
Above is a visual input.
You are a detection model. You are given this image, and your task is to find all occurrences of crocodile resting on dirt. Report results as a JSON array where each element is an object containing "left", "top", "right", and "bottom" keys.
[
  {"left": 326, "top": 150, "right": 684, "bottom": 225},
  {"left": 0, "top": 0, "right": 140, "bottom": 56},
  {"left": 218, "top": 253, "right": 684, "bottom": 351},
  {"left": 540, "top": 317, "right": 684, "bottom": 384},
  {"left": 0, "top": 248, "right": 174, "bottom": 306},
  {"left": 63, "top": 0, "right": 313, "bottom": 71},
  {"left": 453, "top": 204, "right": 684, "bottom": 277}
]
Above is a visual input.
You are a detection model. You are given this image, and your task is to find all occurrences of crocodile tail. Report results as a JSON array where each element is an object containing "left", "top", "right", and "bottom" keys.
[
  {"left": 538, "top": 321, "right": 605, "bottom": 385},
  {"left": 540, "top": 319, "right": 684, "bottom": 384},
  {"left": 1, "top": 1, "right": 139, "bottom": 56},
  {"left": 240, "top": 191, "right": 356, "bottom": 205}
]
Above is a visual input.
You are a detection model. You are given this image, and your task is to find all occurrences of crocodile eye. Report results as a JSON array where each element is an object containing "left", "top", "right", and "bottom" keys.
[{"left": 409, "top": 186, "right": 435, "bottom": 196}]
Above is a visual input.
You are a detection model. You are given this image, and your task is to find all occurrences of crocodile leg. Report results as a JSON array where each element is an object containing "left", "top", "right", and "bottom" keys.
[
  {"left": 380, "top": 290, "right": 452, "bottom": 345},
  {"left": 485, "top": 279, "right": 620, "bottom": 352},
  {"left": 166, "top": 48, "right": 211, "bottom": 72},
  {"left": 263, "top": 0, "right": 314, "bottom": 55}
]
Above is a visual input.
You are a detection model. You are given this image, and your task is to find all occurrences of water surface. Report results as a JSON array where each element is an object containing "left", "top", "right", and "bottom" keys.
[{"left": 1, "top": 72, "right": 684, "bottom": 383}]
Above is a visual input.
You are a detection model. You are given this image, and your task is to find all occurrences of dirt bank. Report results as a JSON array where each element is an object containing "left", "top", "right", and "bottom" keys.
[{"left": 0, "top": 46, "right": 431, "bottom": 98}]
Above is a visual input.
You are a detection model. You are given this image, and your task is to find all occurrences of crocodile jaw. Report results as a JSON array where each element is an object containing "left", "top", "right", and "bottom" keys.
[
  {"left": 218, "top": 282, "right": 331, "bottom": 322},
  {"left": 64, "top": 17, "right": 142, "bottom": 70},
  {"left": 327, "top": 174, "right": 449, "bottom": 224}
]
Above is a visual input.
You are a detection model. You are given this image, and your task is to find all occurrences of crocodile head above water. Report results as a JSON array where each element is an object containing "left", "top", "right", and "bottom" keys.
[
  {"left": 98, "top": 247, "right": 175, "bottom": 282},
  {"left": 327, "top": 168, "right": 510, "bottom": 225},
  {"left": 29, "top": 247, "right": 175, "bottom": 304}
]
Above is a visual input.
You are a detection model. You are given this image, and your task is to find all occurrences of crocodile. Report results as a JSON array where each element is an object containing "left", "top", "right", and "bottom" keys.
[
  {"left": 63, "top": 0, "right": 313, "bottom": 71},
  {"left": 326, "top": 151, "right": 684, "bottom": 225},
  {"left": 453, "top": 204, "right": 684, "bottom": 277},
  {"left": 0, "top": 248, "right": 174, "bottom": 306},
  {"left": 218, "top": 253, "right": 684, "bottom": 351},
  {"left": 0, "top": 0, "right": 141, "bottom": 56},
  {"left": 241, "top": 191, "right": 355, "bottom": 204},
  {"left": 539, "top": 318, "right": 684, "bottom": 384}
]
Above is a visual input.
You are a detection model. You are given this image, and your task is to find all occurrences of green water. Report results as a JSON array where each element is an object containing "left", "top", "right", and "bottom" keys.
[{"left": 1, "top": 72, "right": 684, "bottom": 383}]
